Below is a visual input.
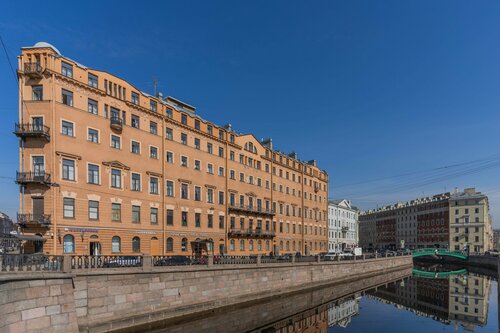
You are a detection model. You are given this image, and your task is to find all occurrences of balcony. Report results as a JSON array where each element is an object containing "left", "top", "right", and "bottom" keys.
[
  {"left": 14, "top": 123, "right": 50, "bottom": 141},
  {"left": 24, "top": 62, "right": 43, "bottom": 78},
  {"left": 228, "top": 228, "right": 276, "bottom": 238},
  {"left": 341, "top": 226, "right": 349, "bottom": 232},
  {"left": 17, "top": 213, "right": 51, "bottom": 227},
  {"left": 110, "top": 117, "right": 123, "bottom": 132},
  {"left": 15, "top": 171, "right": 51, "bottom": 185},
  {"left": 228, "top": 203, "right": 275, "bottom": 217}
]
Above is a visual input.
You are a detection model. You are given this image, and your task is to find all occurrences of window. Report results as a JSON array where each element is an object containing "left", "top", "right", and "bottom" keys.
[
  {"left": 150, "top": 121, "right": 157, "bottom": 135},
  {"left": 112, "top": 236, "right": 121, "bottom": 253},
  {"left": 207, "top": 125, "right": 213, "bottom": 135},
  {"left": 88, "top": 73, "right": 98, "bottom": 88},
  {"left": 111, "top": 203, "right": 121, "bottom": 221},
  {"left": 150, "top": 177, "right": 159, "bottom": 194},
  {"left": 218, "top": 167, "right": 224, "bottom": 176},
  {"left": 181, "top": 156, "right": 188, "bottom": 167},
  {"left": 219, "top": 216, "right": 224, "bottom": 229},
  {"left": 207, "top": 143, "right": 213, "bottom": 154},
  {"left": 61, "top": 62, "right": 73, "bottom": 78},
  {"left": 181, "top": 114, "right": 187, "bottom": 125},
  {"left": 111, "top": 169, "right": 121, "bottom": 188},
  {"left": 132, "top": 237, "right": 141, "bottom": 252},
  {"left": 208, "top": 215, "right": 213, "bottom": 228},
  {"left": 61, "top": 121, "right": 74, "bottom": 137},
  {"left": 88, "top": 128, "right": 98, "bottom": 143},
  {"left": 249, "top": 240, "right": 254, "bottom": 251},
  {"left": 131, "top": 92, "right": 139, "bottom": 105},
  {"left": 88, "top": 201, "right": 99, "bottom": 220},
  {"left": 166, "top": 180, "right": 174, "bottom": 197},
  {"left": 207, "top": 188, "right": 214, "bottom": 203},
  {"left": 132, "top": 206, "right": 141, "bottom": 223},
  {"left": 62, "top": 159, "right": 75, "bottom": 181},
  {"left": 131, "top": 141, "right": 140, "bottom": 154},
  {"left": 230, "top": 170, "right": 235, "bottom": 179},
  {"left": 195, "top": 213, "right": 201, "bottom": 227},
  {"left": 194, "top": 186, "right": 201, "bottom": 201},
  {"left": 166, "top": 238, "right": 173, "bottom": 251},
  {"left": 194, "top": 160, "right": 201, "bottom": 171},
  {"left": 181, "top": 238, "right": 188, "bottom": 252},
  {"left": 240, "top": 173, "right": 244, "bottom": 182},
  {"left": 166, "top": 209, "right": 173, "bottom": 225},
  {"left": 166, "top": 128, "right": 173, "bottom": 140},
  {"left": 87, "top": 164, "right": 99, "bottom": 184},
  {"left": 150, "top": 100, "right": 157, "bottom": 112},
  {"left": 111, "top": 135, "right": 121, "bottom": 149},
  {"left": 240, "top": 240, "right": 245, "bottom": 251},
  {"left": 194, "top": 138, "right": 200, "bottom": 149},
  {"left": 230, "top": 239, "right": 235, "bottom": 251},
  {"left": 166, "top": 151, "right": 174, "bottom": 164},
  {"left": 181, "top": 183, "right": 188, "bottom": 199},
  {"left": 230, "top": 151, "right": 235, "bottom": 161},
  {"left": 194, "top": 119, "right": 200, "bottom": 130},
  {"left": 63, "top": 235, "right": 74, "bottom": 254},
  {"left": 207, "top": 164, "right": 214, "bottom": 174},
  {"left": 150, "top": 146, "right": 158, "bottom": 159},
  {"left": 218, "top": 147, "right": 224, "bottom": 157},
  {"left": 181, "top": 133, "right": 187, "bottom": 145},
  {"left": 182, "top": 212, "right": 188, "bottom": 226},
  {"left": 230, "top": 134, "right": 234, "bottom": 143},
  {"left": 218, "top": 191, "right": 224, "bottom": 205},
  {"left": 131, "top": 173, "right": 141, "bottom": 191},
  {"left": 88, "top": 99, "right": 98, "bottom": 115},
  {"left": 32, "top": 85, "right": 43, "bottom": 100},
  {"left": 63, "top": 198, "right": 75, "bottom": 218},
  {"left": 219, "top": 130, "right": 224, "bottom": 140},
  {"left": 62, "top": 89, "right": 73, "bottom": 106},
  {"left": 131, "top": 115, "right": 140, "bottom": 129},
  {"left": 166, "top": 108, "right": 173, "bottom": 118}
]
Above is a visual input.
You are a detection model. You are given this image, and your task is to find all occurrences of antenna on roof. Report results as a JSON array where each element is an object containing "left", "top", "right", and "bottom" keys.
[{"left": 153, "top": 79, "right": 157, "bottom": 97}]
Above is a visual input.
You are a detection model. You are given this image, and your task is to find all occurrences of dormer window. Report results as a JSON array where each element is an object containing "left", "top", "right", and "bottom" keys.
[
  {"left": 150, "top": 100, "right": 157, "bottom": 112},
  {"left": 61, "top": 62, "right": 73, "bottom": 78}
]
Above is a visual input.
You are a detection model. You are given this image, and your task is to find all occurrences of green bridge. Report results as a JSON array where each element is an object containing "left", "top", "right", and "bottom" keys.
[
  {"left": 412, "top": 248, "right": 468, "bottom": 260},
  {"left": 412, "top": 268, "right": 468, "bottom": 279}
]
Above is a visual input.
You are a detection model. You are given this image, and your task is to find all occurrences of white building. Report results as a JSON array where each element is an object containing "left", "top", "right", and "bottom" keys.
[
  {"left": 328, "top": 200, "right": 359, "bottom": 252},
  {"left": 327, "top": 296, "right": 360, "bottom": 328}
]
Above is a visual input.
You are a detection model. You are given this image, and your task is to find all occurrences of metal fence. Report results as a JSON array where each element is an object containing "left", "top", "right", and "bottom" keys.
[
  {"left": 71, "top": 255, "right": 143, "bottom": 269},
  {"left": 0, "top": 254, "right": 64, "bottom": 272}
]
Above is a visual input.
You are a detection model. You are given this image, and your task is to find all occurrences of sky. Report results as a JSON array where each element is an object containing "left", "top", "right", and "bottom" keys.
[{"left": 0, "top": 1, "right": 499, "bottom": 227}]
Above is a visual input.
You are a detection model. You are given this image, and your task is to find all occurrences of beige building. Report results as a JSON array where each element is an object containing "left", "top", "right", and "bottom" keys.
[
  {"left": 449, "top": 188, "right": 493, "bottom": 253},
  {"left": 15, "top": 42, "right": 329, "bottom": 256}
]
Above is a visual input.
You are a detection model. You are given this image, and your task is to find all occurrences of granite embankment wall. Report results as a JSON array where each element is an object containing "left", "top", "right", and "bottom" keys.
[{"left": 0, "top": 256, "right": 412, "bottom": 333}]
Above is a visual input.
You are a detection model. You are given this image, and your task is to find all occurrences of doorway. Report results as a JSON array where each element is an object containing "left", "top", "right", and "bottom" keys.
[
  {"left": 34, "top": 233, "right": 44, "bottom": 253},
  {"left": 90, "top": 242, "right": 101, "bottom": 255},
  {"left": 150, "top": 237, "right": 160, "bottom": 255},
  {"left": 219, "top": 244, "right": 224, "bottom": 255}
]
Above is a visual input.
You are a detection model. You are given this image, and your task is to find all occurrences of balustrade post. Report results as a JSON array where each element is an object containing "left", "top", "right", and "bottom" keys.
[
  {"left": 362, "top": 254, "right": 366, "bottom": 260},
  {"left": 353, "top": 254, "right": 356, "bottom": 261},
  {"left": 142, "top": 255, "right": 152, "bottom": 271},
  {"left": 375, "top": 252, "right": 378, "bottom": 259},
  {"left": 337, "top": 255, "right": 341, "bottom": 262},
  {"left": 208, "top": 255, "right": 214, "bottom": 267},
  {"left": 291, "top": 254, "right": 295, "bottom": 264},
  {"left": 62, "top": 255, "right": 72, "bottom": 273},
  {"left": 257, "top": 254, "right": 262, "bottom": 266},
  {"left": 316, "top": 255, "right": 321, "bottom": 263}
]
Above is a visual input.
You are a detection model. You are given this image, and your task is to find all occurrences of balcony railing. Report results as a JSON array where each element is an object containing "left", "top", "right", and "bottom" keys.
[
  {"left": 17, "top": 213, "right": 51, "bottom": 227},
  {"left": 24, "top": 62, "right": 43, "bottom": 78},
  {"left": 228, "top": 228, "right": 276, "bottom": 238},
  {"left": 15, "top": 171, "right": 51, "bottom": 185},
  {"left": 110, "top": 117, "right": 123, "bottom": 132},
  {"left": 14, "top": 123, "right": 50, "bottom": 140},
  {"left": 228, "top": 203, "right": 275, "bottom": 216}
]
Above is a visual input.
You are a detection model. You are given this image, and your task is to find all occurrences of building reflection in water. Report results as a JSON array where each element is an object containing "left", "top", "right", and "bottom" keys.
[{"left": 366, "top": 273, "right": 491, "bottom": 332}]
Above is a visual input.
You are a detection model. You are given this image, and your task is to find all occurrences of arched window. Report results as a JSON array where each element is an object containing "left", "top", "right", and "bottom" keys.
[
  {"left": 315, "top": 242, "right": 317, "bottom": 250},
  {"left": 112, "top": 236, "right": 121, "bottom": 253},
  {"left": 132, "top": 237, "right": 141, "bottom": 253},
  {"left": 286, "top": 241, "right": 290, "bottom": 251},
  {"left": 207, "top": 238, "right": 213, "bottom": 252},
  {"left": 266, "top": 240, "right": 270, "bottom": 251},
  {"left": 249, "top": 240, "right": 254, "bottom": 251},
  {"left": 230, "top": 239, "right": 235, "bottom": 251},
  {"left": 279, "top": 241, "right": 283, "bottom": 251},
  {"left": 258, "top": 240, "right": 262, "bottom": 251},
  {"left": 166, "top": 237, "right": 173, "bottom": 252},
  {"left": 63, "top": 235, "right": 74, "bottom": 254},
  {"left": 181, "top": 238, "right": 188, "bottom": 252},
  {"left": 240, "top": 240, "right": 245, "bottom": 251},
  {"left": 292, "top": 241, "right": 296, "bottom": 251}
]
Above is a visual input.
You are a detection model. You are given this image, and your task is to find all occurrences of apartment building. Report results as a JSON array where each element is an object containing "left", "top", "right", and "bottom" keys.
[
  {"left": 14, "top": 42, "right": 329, "bottom": 256},
  {"left": 359, "top": 189, "right": 492, "bottom": 252},
  {"left": 327, "top": 200, "right": 358, "bottom": 252}
]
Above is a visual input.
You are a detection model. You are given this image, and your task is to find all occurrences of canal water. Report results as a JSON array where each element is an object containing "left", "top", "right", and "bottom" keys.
[{"left": 125, "top": 267, "right": 498, "bottom": 333}]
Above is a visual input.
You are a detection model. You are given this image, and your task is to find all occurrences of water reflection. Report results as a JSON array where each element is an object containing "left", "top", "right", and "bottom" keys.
[{"left": 136, "top": 267, "right": 497, "bottom": 333}]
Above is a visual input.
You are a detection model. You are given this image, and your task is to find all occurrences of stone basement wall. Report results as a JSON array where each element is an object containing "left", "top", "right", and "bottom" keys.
[
  {"left": 0, "top": 273, "right": 79, "bottom": 333},
  {"left": 76, "top": 256, "right": 411, "bottom": 332}
]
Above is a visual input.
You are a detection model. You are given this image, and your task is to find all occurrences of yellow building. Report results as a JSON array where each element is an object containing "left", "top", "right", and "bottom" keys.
[{"left": 15, "top": 42, "right": 329, "bottom": 256}]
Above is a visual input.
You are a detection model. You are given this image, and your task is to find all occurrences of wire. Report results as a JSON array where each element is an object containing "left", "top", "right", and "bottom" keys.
[{"left": 0, "top": 35, "right": 18, "bottom": 84}]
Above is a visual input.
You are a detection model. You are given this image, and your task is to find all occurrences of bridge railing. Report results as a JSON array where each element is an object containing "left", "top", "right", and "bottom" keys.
[{"left": 0, "top": 254, "right": 64, "bottom": 272}]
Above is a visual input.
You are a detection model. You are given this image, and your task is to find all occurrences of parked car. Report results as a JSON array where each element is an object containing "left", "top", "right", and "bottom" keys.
[
  {"left": 277, "top": 254, "right": 292, "bottom": 261},
  {"left": 156, "top": 256, "right": 192, "bottom": 266},
  {"left": 103, "top": 256, "right": 142, "bottom": 268}
]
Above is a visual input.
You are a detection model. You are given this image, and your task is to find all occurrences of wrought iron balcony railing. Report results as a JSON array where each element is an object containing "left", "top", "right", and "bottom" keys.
[
  {"left": 228, "top": 228, "right": 276, "bottom": 238},
  {"left": 110, "top": 117, "right": 123, "bottom": 132},
  {"left": 14, "top": 123, "right": 50, "bottom": 140},
  {"left": 17, "top": 213, "right": 51, "bottom": 227},
  {"left": 228, "top": 203, "right": 275, "bottom": 216},
  {"left": 24, "top": 62, "right": 43, "bottom": 78},
  {"left": 15, "top": 171, "right": 51, "bottom": 185}
]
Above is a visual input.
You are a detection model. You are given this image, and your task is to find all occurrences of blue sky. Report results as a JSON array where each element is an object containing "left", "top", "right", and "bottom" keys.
[{"left": 1, "top": 1, "right": 499, "bottom": 226}]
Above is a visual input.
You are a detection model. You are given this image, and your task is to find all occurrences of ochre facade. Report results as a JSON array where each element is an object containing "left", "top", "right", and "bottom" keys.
[{"left": 15, "top": 42, "right": 329, "bottom": 256}]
